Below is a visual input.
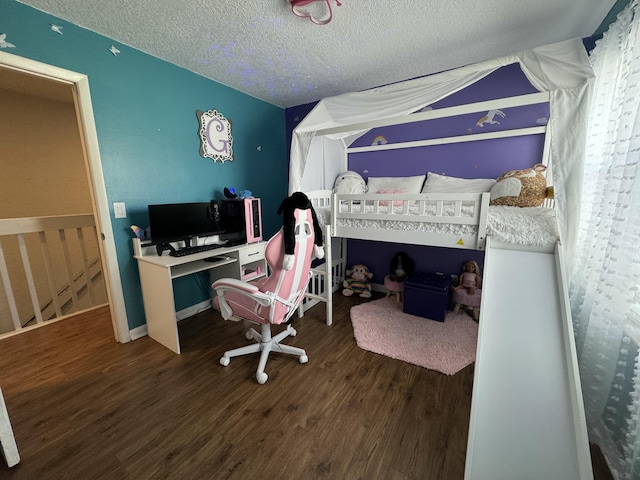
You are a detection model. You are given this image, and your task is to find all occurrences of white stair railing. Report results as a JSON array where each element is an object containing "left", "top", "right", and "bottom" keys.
[{"left": 0, "top": 214, "right": 105, "bottom": 334}]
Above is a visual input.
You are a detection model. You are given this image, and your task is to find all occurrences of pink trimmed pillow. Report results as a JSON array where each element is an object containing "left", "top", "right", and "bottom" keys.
[{"left": 376, "top": 188, "right": 404, "bottom": 206}]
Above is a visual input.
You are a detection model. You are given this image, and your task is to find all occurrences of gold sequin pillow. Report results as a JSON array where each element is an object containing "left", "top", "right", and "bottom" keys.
[{"left": 489, "top": 164, "right": 548, "bottom": 207}]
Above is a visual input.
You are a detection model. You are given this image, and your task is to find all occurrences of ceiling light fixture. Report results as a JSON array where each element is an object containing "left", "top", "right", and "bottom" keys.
[{"left": 290, "top": 0, "right": 342, "bottom": 25}]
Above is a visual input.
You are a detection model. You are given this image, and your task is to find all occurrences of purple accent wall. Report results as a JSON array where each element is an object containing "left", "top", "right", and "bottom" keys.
[
  {"left": 349, "top": 135, "right": 545, "bottom": 180},
  {"left": 344, "top": 63, "right": 545, "bottom": 281},
  {"left": 349, "top": 64, "right": 548, "bottom": 182},
  {"left": 347, "top": 240, "right": 485, "bottom": 286},
  {"left": 352, "top": 104, "right": 548, "bottom": 146}
]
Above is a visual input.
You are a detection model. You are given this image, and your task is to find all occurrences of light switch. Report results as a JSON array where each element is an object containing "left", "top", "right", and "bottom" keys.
[{"left": 114, "top": 202, "right": 127, "bottom": 218}]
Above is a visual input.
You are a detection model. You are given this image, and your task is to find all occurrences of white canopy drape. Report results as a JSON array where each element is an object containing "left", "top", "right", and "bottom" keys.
[{"left": 290, "top": 38, "right": 594, "bottom": 272}]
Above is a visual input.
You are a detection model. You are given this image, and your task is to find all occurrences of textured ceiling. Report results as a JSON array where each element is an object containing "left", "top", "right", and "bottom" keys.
[{"left": 16, "top": 0, "right": 616, "bottom": 108}]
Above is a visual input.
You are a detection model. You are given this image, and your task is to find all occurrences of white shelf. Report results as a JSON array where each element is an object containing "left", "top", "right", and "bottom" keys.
[{"left": 171, "top": 257, "right": 237, "bottom": 279}]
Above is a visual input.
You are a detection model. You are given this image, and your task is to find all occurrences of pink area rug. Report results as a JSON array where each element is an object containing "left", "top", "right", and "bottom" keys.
[{"left": 350, "top": 297, "right": 478, "bottom": 375}]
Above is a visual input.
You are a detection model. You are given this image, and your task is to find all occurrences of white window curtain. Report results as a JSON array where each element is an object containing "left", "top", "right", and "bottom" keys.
[{"left": 569, "top": 1, "right": 640, "bottom": 478}]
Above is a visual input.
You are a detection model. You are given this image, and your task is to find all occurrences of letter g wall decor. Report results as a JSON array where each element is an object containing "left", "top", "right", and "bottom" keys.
[{"left": 197, "top": 109, "right": 233, "bottom": 163}]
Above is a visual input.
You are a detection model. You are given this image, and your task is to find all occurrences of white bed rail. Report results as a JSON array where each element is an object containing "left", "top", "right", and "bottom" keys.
[{"left": 331, "top": 192, "right": 490, "bottom": 250}]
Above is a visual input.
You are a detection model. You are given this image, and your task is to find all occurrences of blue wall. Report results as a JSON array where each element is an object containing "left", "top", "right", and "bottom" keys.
[{"left": 1, "top": 0, "right": 288, "bottom": 330}]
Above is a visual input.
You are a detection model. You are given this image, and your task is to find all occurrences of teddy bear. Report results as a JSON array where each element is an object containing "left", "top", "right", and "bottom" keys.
[
  {"left": 343, "top": 264, "right": 373, "bottom": 298},
  {"left": 489, "top": 163, "right": 548, "bottom": 207}
]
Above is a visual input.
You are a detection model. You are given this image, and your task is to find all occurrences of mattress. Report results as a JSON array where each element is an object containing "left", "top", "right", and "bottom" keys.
[{"left": 318, "top": 203, "right": 559, "bottom": 247}]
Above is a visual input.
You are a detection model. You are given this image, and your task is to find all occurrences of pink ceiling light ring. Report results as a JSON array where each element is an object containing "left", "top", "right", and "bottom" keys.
[{"left": 290, "top": 0, "right": 342, "bottom": 25}]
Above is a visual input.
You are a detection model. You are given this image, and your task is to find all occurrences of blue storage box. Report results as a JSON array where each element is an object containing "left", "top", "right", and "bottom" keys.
[{"left": 403, "top": 271, "right": 451, "bottom": 322}]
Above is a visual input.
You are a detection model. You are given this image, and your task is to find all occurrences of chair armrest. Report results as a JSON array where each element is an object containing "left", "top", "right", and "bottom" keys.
[
  {"left": 212, "top": 278, "right": 260, "bottom": 294},
  {"left": 212, "top": 279, "right": 275, "bottom": 322}
]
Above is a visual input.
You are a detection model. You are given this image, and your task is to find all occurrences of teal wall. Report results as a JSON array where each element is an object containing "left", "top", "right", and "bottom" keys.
[{"left": 1, "top": 0, "right": 288, "bottom": 330}]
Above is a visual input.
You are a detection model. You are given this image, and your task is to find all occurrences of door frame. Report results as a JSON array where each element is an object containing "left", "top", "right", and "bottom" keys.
[{"left": 0, "top": 51, "right": 129, "bottom": 343}]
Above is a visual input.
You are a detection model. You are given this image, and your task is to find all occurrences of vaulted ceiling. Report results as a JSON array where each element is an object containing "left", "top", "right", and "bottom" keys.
[{"left": 16, "top": 0, "right": 619, "bottom": 108}]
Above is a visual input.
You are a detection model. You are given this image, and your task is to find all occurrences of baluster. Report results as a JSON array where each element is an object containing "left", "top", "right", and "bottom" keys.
[
  {"left": 58, "top": 229, "right": 79, "bottom": 310},
  {"left": 38, "top": 231, "right": 62, "bottom": 318},
  {"left": 77, "top": 227, "right": 95, "bottom": 303},
  {"left": 0, "top": 239, "right": 21, "bottom": 331},
  {"left": 454, "top": 200, "right": 462, "bottom": 217},
  {"left": 17, "top": 233, "right": 43, "bottom": 325}
]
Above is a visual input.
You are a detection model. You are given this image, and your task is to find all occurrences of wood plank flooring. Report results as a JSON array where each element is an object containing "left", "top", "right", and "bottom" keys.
[{"left": 0, "top": 294, "right": 612, "bottom": 479}]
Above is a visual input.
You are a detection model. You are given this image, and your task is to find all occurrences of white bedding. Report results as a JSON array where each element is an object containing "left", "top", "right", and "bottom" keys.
[
  {"left": 316, "top": 203, "right": 559, "bottom": 247},
  {"left": 487, "top": 206, "right": 559, "bottom": 247}
]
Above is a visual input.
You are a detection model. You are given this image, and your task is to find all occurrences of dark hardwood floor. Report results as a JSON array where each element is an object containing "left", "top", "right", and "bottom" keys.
[{"left": 0, "top": 294, "right": 612, "bottom": 479}]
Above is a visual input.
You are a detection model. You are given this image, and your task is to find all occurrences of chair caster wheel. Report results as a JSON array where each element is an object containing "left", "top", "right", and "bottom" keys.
[
  {"left": 299, "top": 354, "right": 308, "bottom": 364},
  {"left": 245, "top": 331, "right": 253, "bottom": 340},
  {"left": 256, "top": 372, "right": 268, "bottom": 384},
  {"left": 220, "top": 356, "right": 230, "bottom": 367}
]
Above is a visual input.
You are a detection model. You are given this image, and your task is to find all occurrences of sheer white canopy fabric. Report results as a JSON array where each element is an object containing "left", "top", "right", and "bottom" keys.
[
  {"left": 289, "top": 38, "right": 594, "bottom": 272},
  {"left": 569, "top": 2, "right": 640, "bottom": 478}
]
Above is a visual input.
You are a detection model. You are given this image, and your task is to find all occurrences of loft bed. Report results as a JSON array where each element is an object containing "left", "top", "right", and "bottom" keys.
[
  {"left": 291, "top": 39, "right": 594, "bottom": 479},
  {"left": 300, "top": 185, "right": 560, "bottom": 319},
  {"left": 299, "top": 90, "right": 561, "bottom": 325}
]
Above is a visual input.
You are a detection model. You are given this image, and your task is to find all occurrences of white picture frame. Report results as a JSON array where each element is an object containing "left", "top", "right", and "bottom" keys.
[{"left": 197, "top": 109, "right": 233, "bottom": 162}]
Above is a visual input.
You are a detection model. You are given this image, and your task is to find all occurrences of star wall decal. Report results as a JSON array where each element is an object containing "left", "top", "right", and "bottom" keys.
[
  {"left": 0, "top": 33, "right": 15, "bottom": 48},
  {"left": 109, "top": 45, "right": 120, "bottom": 56},
  {"left": 50, "top": 24, "right": 63, "bottom": 34}
]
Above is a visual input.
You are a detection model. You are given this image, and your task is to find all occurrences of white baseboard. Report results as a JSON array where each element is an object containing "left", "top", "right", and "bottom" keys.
[
  {"left": 129, "top": 324, "right": 148, "bottom": 341},
  {"left": 176, "top": 299, "right": 212, "bottom": 320},
  {"left": 129, "top": 299, "right": 213, "bottom": 341}
]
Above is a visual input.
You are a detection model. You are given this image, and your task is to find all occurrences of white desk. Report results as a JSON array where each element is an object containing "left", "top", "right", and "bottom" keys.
[{"left": 133, "top": 239, "right": 266, "bottom": 354}]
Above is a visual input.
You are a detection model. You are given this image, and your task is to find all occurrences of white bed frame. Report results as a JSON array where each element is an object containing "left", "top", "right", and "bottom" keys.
[
  {"left": 295, "top": 91, "right": 592, "bottom": 478},
  {"left": 331, "top": 191, "right": 490, "bottom": 250},
  {"left": 299, "top": 92, "right": 551, "bottom": 325},
  {"left": 298, "top": 193, "right": 346, "bottom": 327},
  {"left": 300, "top": 189, "right": 491, "bottom": 326}
]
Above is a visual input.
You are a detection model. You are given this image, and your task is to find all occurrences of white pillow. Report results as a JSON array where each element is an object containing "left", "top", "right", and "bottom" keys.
[
  {"left": 366, "top": 175, "right": 426, "bottom": 194},
  {"left": 421, "top": 172, "right": 496, "bottom": 194}
]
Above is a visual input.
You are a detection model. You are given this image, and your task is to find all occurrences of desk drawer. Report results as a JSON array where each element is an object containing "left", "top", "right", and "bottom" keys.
[{"left": 238, "top": 243, "right": 265, "bottom": 264}]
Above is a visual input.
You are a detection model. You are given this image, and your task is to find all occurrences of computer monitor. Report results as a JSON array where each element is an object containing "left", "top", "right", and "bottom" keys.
[{"left": 148, "top": 202, "right": 224, "bottom": 246}]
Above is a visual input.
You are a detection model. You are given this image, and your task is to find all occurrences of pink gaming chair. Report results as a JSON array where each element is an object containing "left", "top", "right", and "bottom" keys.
[{"left": 212, "top": 208, "right": 316, "bottom": 384}]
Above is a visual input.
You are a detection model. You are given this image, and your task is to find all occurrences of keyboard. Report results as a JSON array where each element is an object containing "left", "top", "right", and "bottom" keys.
[{"left": 169, "top": 243, "right": 222, "bottom": 257}]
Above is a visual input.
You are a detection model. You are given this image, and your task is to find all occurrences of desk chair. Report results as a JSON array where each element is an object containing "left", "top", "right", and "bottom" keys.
[{"left": 212, "top": 207, "right": 316, "bottom": 384}]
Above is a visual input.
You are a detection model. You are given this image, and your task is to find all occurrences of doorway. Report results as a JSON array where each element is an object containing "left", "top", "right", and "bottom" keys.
[{"left": 0, "top": 51, "right": 129, "bottom": 343}]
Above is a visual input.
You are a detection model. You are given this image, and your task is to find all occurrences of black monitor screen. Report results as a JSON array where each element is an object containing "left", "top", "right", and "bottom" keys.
[{"left": 148, "top": 202, "right": 223, "bottom": 245}]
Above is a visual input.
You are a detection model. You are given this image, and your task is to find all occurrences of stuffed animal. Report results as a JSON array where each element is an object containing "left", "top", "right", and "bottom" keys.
[
  {"left": 333, "top": 171, "right": 367, "bottom": 194},
  {"left": 224, "top": 187, "right": 253, "bottom": 199},
  {"left": 343, "top": 264, "right": 373, "bottom": 298},
  {"left": 384, "top": 252, "right": 414, "bottom": 302},
  {"left": 277, "top": 192, "right": 324, "bottom": 270},
  {"left": 388, "top": 251, "right": 414, "bottom": 282},
  {"left": 489, "top": 163, "right": 548, "bottom": 207}
]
